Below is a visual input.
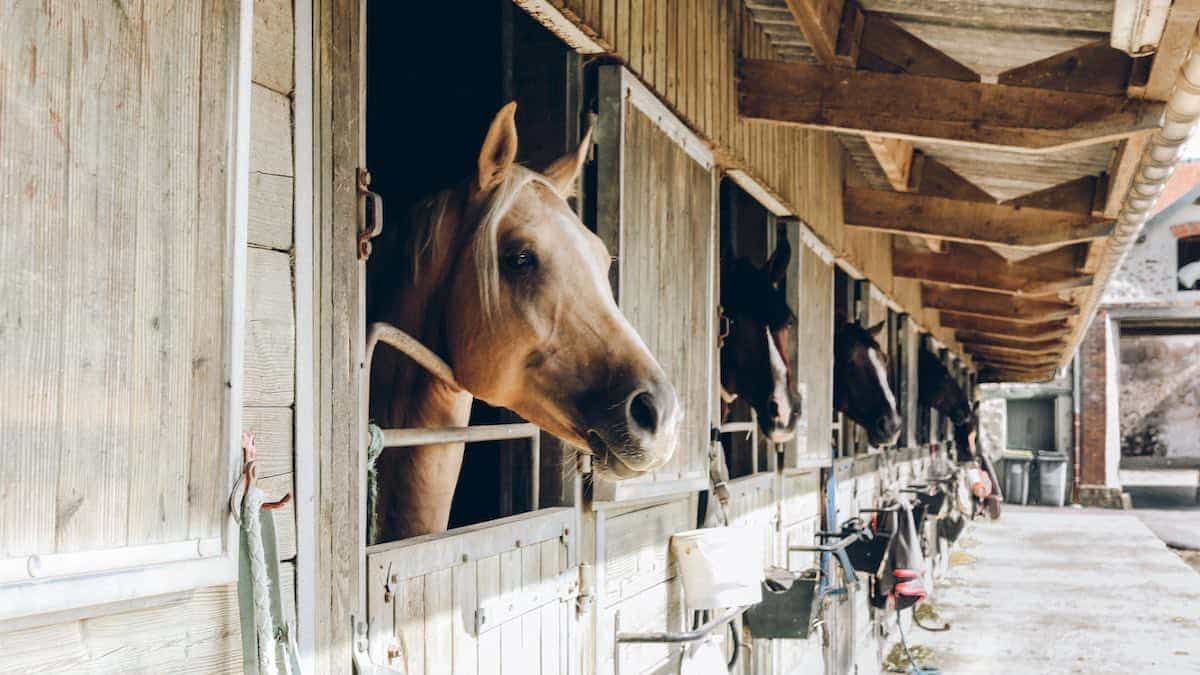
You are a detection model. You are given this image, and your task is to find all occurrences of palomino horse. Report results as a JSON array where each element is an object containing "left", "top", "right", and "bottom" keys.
[
  {"left": 369, "top": 103, "right": 682, "bottom": 541},
  {"left": 834, "top": 322, "right": 902, "bottom": 447},
  {"left": 719, "top": 236, "right": 803, "bottom": 443}
]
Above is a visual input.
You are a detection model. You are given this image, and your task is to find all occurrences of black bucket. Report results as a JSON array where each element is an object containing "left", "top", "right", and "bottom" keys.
[{"left": 745, "top": 569, "right": 820, "bottom": 639}]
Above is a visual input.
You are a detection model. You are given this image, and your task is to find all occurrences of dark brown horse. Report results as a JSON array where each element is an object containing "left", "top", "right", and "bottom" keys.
[
  {"left": 834, "top": 322, "right": 901, "bottom": 447},
  {"left": 719, "top": 238, "right": 803, "bottom": 442},
  {"left": 918, "top": 348, "right": 976, "bottom": 460}
]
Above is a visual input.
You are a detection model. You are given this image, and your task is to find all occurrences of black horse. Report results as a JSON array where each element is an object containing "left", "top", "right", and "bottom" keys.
[
  {"left": 918, "top": 347, "right": 976, "bottom": 461},
  {"left": 719, "top": 237, "right": 803, "bottom": 443},
  {"left": 834, "top": 321, "right": 902, "bottom": 447}
]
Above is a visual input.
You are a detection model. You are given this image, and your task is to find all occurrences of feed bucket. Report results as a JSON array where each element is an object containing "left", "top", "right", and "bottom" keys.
[{"left": 671, "top": 526, "right": 764, "bottom": 610}]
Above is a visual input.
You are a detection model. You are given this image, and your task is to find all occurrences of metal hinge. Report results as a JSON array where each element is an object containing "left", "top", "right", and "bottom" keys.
[
  {"left": 575, "top": 562, "right": 595, "bottom": 616},
  {"left": 357, "top": 168, "right": 384, "bottom": 260}
]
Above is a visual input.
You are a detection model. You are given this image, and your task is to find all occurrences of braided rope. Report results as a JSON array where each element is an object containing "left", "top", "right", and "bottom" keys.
[{"left": 243, "top": 487, "right": 278, "bottom": 675}]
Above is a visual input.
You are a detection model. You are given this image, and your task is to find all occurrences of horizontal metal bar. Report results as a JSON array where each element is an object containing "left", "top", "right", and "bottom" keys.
[
  {"left": 616, "top": 606, "right": 747, "bottom": 644},
  {"left": 379, "top": 423, "right": 539, "bottom": 449},
  {"left": 789, "top": 530, "right": 863, "bottom": 554},
  {"left": 719, "top": 421, "right": 756, "bottom": 434}
]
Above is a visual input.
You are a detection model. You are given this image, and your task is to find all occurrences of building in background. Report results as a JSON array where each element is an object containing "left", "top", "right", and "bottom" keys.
[{"left": 1078, "top": 156, "right": 1200, "bottom": 507}]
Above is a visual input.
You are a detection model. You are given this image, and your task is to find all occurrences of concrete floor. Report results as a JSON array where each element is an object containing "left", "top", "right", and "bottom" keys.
[{"left": 898, "top": 506, "right": 1200, "bottom": 674}]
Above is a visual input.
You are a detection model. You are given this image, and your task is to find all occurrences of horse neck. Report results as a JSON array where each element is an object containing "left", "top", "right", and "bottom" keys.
[
  {"left": 371, "top": 188, "right": 475, "bottom": 429},
  {"left": 370, "top": 189, "right": 477, "bottom": 541}
]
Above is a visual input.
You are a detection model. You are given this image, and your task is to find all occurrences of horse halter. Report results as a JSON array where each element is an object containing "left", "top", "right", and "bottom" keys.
[{"left": 717, "top": 305, "right": 732, "bottom": 350}]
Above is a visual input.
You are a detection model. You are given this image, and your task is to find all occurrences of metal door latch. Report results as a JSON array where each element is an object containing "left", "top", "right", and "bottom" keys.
[{"left": 358, "top": 168, "right": 383, "bottom": 260}]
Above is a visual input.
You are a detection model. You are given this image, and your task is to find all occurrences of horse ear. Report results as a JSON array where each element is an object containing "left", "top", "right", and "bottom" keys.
[
  {"left": 542, "top": 126, "right": 593, "bottom": 198},
  {"left": 867, "top": 320, "right": 885, "bottom": 337},
  {"left": 766, "top": 237, "right": 791, "bottom": 287},
  {"left": 476, "top": 102, "right": 520, "bottom": 193}
]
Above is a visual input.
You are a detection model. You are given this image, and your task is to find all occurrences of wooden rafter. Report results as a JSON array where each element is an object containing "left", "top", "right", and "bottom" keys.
[
  {"left": 957, "top": 332, "right": 1067, "bottom": 353},
  {"left": 848, "top": 187, "right": 1115, "bottom": 248},
  {"left": 782, "top": 0, "right": 852, "bottom": 66},
  {"left": 937, "top": 313, "right": 1072, "bottom": 341},
  {"left": 998, "top": 41, "right": 1135, "bottom": 96},
  {"left": 1004, "top": 174, "right": 1108, "bottom": 216},
  {"left": 894, "top": 242, "right": 1094, "bottom": 295},
  {"left": 738, "top": 59, "right": 1165, "bottom": 150},
  {"left": 863, "top": 136, "right": 915, "bottom": 191},
  {"left": 961, "top": 338, "right": 1066, "bottom": 356},
  {"left": 921, "top": 286, "right": 1079, "bottom": 322},
  {"left": 855, "top": 12, "right": 978, "bottom": 81}
]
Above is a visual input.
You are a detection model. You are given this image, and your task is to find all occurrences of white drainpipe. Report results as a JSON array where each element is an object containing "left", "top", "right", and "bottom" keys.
[{"left": 1073, "top": 28, "right": 1200, "bottom": 361}]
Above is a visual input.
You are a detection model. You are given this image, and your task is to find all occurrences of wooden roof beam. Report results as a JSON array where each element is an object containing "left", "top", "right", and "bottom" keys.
[
  {"left": 962, "top": 339, "right": 1067, "bottom": 357},
  {"left": 921, "top": 286, "right": 1080, "bottom": 322},
  {"left": 863, "top": 136, "right": 915, "bottom": 192},
  {"left": 938, "top": 313, "right": 1072, "bottom": 341},
  {"left": 738, "top": 59, "right": 1165, "bottom": 150},
  {"left": 848, "top": 187, "right": 1115, "bottom": 248},
  {"left": 956, "top": 332, "right": 1068, "bottom": 353},
  {"left": 894, "top": 242, "right": 1095, "bottom": 295},
  {"left": 782, "top": 0, "right": 856, "bottom": 66},
  {"left": 998, "top": 41, "right": 1138, "bottom": 96}
]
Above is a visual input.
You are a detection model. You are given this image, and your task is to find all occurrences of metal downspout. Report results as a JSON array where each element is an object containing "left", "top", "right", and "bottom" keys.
[{"left": 1075, "top": 29, "right": 1200, "bottom": 347}]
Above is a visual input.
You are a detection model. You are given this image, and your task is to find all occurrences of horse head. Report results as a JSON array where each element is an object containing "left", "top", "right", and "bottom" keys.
[
  {"left": 442, "top": 102, "right": 681, "bottom": 479},
  {"left": 953, "top": 401, "right": 981, "bottom": 461},
  {"left": 834, "top": 321, "right": 901, "bottom": 446},
  {"left": 719, "top": 239, "right": 803, "bottom": 442}
]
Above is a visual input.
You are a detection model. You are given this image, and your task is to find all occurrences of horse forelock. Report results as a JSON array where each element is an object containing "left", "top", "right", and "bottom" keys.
[
  {"left": 406, "top": 166, "right": 558, "bottom": 321},
  {"left": 473, "top": 166, "right": 557, "bottom": 319}
]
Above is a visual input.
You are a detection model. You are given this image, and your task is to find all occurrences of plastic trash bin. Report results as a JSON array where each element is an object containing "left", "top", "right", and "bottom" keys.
[
  {"left": 1002, "top": 450, "right": 1034, "bottom": 505},
  {"left": 1036, "top": 451, "right": 1069, "bottom": 507}
]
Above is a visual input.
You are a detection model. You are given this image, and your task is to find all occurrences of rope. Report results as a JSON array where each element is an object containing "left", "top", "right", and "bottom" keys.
[
  {"left": 243, "top": 487, "right": 278, "bottom": 675},
  {"left": 895, "top": 608, "right": 940, "bottom": 675},
  {"left": 366, "top": 423, "right": 386, "bottom": 545}
]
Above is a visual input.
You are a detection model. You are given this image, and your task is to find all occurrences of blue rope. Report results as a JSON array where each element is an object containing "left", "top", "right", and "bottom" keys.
[{"left": 895, "top": 608, "right": 941, "bottom": 675}]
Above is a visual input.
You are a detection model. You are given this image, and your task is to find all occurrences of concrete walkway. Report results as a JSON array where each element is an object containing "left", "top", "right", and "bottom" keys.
[{"left": 903, "top": 506, "right": 1200, "bottom": 674}]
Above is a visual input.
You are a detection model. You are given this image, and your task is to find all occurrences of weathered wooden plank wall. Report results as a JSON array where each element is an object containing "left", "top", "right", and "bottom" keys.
[
  {"left": 0, "top": 0, "right": 297, "bottom": 670},
  {"left": 528, "top": 0, "right": 959, "bottom": 350}
]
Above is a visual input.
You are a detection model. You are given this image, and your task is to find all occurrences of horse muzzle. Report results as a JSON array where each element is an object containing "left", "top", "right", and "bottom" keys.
[
  {"left": 586, "top": 381, "right": 682, "bottom": 478},
  {"left": 867, "top": 412, "right": 901, "bottom": 447}
]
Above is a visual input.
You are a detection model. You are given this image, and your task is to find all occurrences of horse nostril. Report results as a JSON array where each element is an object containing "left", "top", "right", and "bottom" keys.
[
  {"left": 628, "top": 390, "right": 660, "bottom": 435},
  {"left": 768, "top": 400, "right": 781, "bottom": 420}
]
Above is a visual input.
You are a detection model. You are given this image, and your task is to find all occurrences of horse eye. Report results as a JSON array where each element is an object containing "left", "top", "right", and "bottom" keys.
[{"left": 502, "top": 249, "right": 538, "bottom": 274}]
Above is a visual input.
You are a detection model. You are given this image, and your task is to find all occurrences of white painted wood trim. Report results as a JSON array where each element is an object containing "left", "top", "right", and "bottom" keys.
[
  {"left": 726, "top": 169, "right": 791, "bottom": 217},
  {"left": 365, "top": 507, "right": 576, "bottom": 581},
  {"left": 512, "top": 0, "right": 606, "bottom": 54},
  {"left": 620, "top": 67, "right": 714, "bottom": 170},
  {"left": 870, "top": 284, "right": 903, "bottom": 314},
  {"left": 293, "top": 0, "right": 317, "bottom": 669},
  {"left": 0, "top": 554, "right": 238, "bottom": 624},
  {"left": 592, "top": 475, "right": 711, "bottom": 504},
  {"left": 792, "top": 218, "right": 836, "bottom": 265},
  {"left": 0, "top": 537, "right": 224, "bottom": 585}
]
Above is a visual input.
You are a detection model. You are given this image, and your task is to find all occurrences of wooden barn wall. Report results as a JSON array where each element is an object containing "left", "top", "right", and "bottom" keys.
[
  {"left": 524, "top": 0, "right": 957, "bottom": 349},
  {"left": 0, "top": 1, "right": 297, "bottom": 671}
]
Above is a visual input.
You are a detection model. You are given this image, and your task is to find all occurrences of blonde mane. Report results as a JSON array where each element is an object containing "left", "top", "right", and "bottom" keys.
[{"left": 407, "top": 165, "right": 556, "bottom": 318}]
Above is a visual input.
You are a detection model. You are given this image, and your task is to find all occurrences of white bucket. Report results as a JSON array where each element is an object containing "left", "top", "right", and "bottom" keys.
[{"left": 671, "top": 526, "right": 764, "bottom": 610}]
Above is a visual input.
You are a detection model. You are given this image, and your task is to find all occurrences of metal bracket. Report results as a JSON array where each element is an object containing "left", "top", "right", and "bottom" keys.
[{"left": 357, "top": 168, "right": 383, "bottom": 260}]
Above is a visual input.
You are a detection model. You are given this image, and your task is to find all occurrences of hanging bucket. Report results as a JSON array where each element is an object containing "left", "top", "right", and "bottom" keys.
[
  {"left": 744, "top": 568, "right": 820, "bottom": 639},
  {"left": 671, "top": 526, "right": 764, "bottom": 610}
]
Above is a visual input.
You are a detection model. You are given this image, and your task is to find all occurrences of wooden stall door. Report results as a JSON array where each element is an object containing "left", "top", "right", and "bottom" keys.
[
  {"left": 783, "top": 232, "right": 835, "bottom": 469},
  {"left": 0, "top": 0, "right": 246, "bottom": 619},
  {"left": 593, "top": 65, "right": 715, "bottom": 502},
  {"left": 366, "top": 508, "right": 580, "bottom": 675}
]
